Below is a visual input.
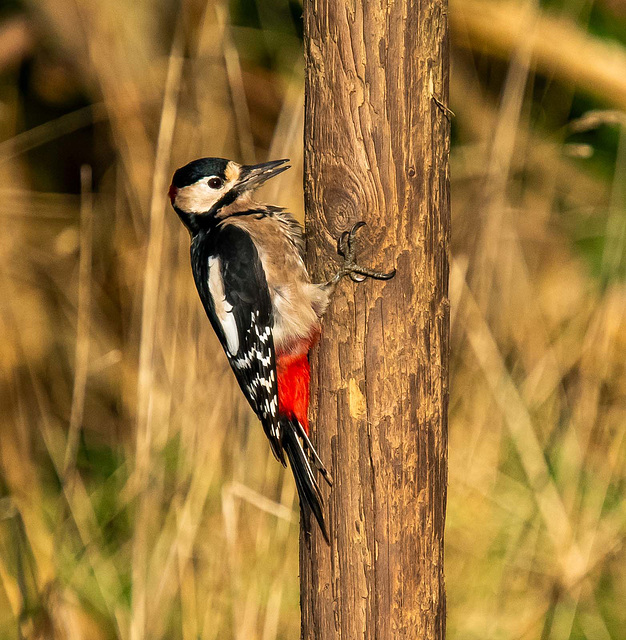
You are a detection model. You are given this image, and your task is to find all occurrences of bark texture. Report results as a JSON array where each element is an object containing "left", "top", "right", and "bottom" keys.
[{"left": 301, "top": 1, "right": 449, "bottom": 639}]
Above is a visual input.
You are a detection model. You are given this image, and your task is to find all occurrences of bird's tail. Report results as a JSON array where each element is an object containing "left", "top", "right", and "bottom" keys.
[{"left": 280, "top": 417, "right": 331, "bottom": 544}]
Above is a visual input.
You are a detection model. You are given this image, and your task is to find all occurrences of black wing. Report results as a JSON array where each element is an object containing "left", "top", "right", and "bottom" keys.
[{"left": 191, "top": 224, "right": 283, "bottom": 462}]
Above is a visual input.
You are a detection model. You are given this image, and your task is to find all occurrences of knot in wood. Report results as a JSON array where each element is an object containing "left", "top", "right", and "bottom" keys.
[{"left": 322, "top": 182, "right": 362, "bottom": 234}]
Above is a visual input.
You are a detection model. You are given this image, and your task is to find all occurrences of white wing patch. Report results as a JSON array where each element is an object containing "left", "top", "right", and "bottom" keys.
[{"left": 208, "top": 256, "right": 239, "bottom": 355}]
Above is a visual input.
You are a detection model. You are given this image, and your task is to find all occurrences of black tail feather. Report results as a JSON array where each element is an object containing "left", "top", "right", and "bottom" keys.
[
  {"left": 293, "top": 419, "right": 333, "bottom": 487},
  {"left": 280, "top": 418, "right": 330, "bottom": 544}
]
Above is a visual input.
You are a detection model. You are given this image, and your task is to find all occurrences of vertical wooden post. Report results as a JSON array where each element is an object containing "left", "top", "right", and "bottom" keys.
[{"left": 301, "top": 1, "right": 449, "bottom": 638}]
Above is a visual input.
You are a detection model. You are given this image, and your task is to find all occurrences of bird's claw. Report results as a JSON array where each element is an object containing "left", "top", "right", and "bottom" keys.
[
  {"left": 329, "top": 222, "right": 396, "bottom": 286},
  {"left": 337, "top": 230, "right": 350, "bottom": 258}
]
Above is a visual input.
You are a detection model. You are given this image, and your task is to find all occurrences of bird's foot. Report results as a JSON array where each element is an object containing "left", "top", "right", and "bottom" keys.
[{"left": 328, "top": 221, "right": 396, "bottom": 286}]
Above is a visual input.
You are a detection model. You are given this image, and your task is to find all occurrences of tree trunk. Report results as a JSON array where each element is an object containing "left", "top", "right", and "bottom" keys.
[{"left": 301, "top": 1, "right": 449, "bottom": 639}]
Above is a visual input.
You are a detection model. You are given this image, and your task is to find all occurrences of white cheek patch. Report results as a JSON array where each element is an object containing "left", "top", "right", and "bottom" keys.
[
  {"left": 176, "top": 180, "right": 226, "bottom": 213},
  {"left": 208, "top": 256, "right": 239, "bottom": 355}
]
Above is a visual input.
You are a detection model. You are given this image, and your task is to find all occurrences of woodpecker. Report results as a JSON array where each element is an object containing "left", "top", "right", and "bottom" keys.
[{"left": 169, "top": 157, "right": 395, "bottom": 542}]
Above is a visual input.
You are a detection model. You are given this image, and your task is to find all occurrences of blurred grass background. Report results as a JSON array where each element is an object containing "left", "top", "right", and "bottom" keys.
[{"left": 0, "top": 0, "right": 624, "bottom": 638}]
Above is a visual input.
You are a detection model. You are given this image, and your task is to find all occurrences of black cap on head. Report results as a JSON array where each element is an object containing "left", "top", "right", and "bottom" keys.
[{"left": 171, "top": 157, "right": 230, "bottom": 189}]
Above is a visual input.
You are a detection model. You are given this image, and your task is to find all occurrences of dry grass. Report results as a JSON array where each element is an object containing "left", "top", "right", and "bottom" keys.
[{"left": 0, "top": 0, "right": 624, "bottom": 639}]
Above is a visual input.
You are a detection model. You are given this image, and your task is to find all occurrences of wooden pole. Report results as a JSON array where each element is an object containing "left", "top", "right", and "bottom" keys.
[{"left": 301, "top": 1, "right": 449, "bottom": 638}]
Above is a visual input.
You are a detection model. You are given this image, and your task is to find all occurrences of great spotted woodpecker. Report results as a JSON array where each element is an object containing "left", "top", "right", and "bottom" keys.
[{"left": 169, "top": 157, "right": 394, "bottom": 542}]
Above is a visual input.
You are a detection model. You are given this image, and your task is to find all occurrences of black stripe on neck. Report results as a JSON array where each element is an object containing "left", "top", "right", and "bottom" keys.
[{"left": 210, "top": 188, "right": 240, "bottom": 216}]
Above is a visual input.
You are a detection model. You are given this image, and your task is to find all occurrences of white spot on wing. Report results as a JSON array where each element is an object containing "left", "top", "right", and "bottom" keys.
[{"left": 208, "top": 256, "right": 239, "bottom": 355}]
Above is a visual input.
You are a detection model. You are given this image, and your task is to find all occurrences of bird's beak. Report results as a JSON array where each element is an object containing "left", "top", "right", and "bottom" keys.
[{"left": 238, "top": 159, "right": 290, "bottom": 191}]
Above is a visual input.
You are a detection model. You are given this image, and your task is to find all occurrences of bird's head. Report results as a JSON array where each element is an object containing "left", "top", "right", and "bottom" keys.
[{"left": 169, "top": 157, "right": 290, "bottom": 230}]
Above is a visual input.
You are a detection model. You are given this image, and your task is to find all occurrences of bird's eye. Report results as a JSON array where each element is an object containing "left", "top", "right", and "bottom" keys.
[{"left": 207, "top": 177, "right": 223, "bottom": 189}]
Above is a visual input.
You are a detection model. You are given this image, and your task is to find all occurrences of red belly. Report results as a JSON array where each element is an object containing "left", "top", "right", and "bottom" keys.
[
  {"left": 276, "top": 352, "right": 310, "bottom": 432},
  {"left": 275, "top": 331, "right": 319, "bottom": 433}
]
